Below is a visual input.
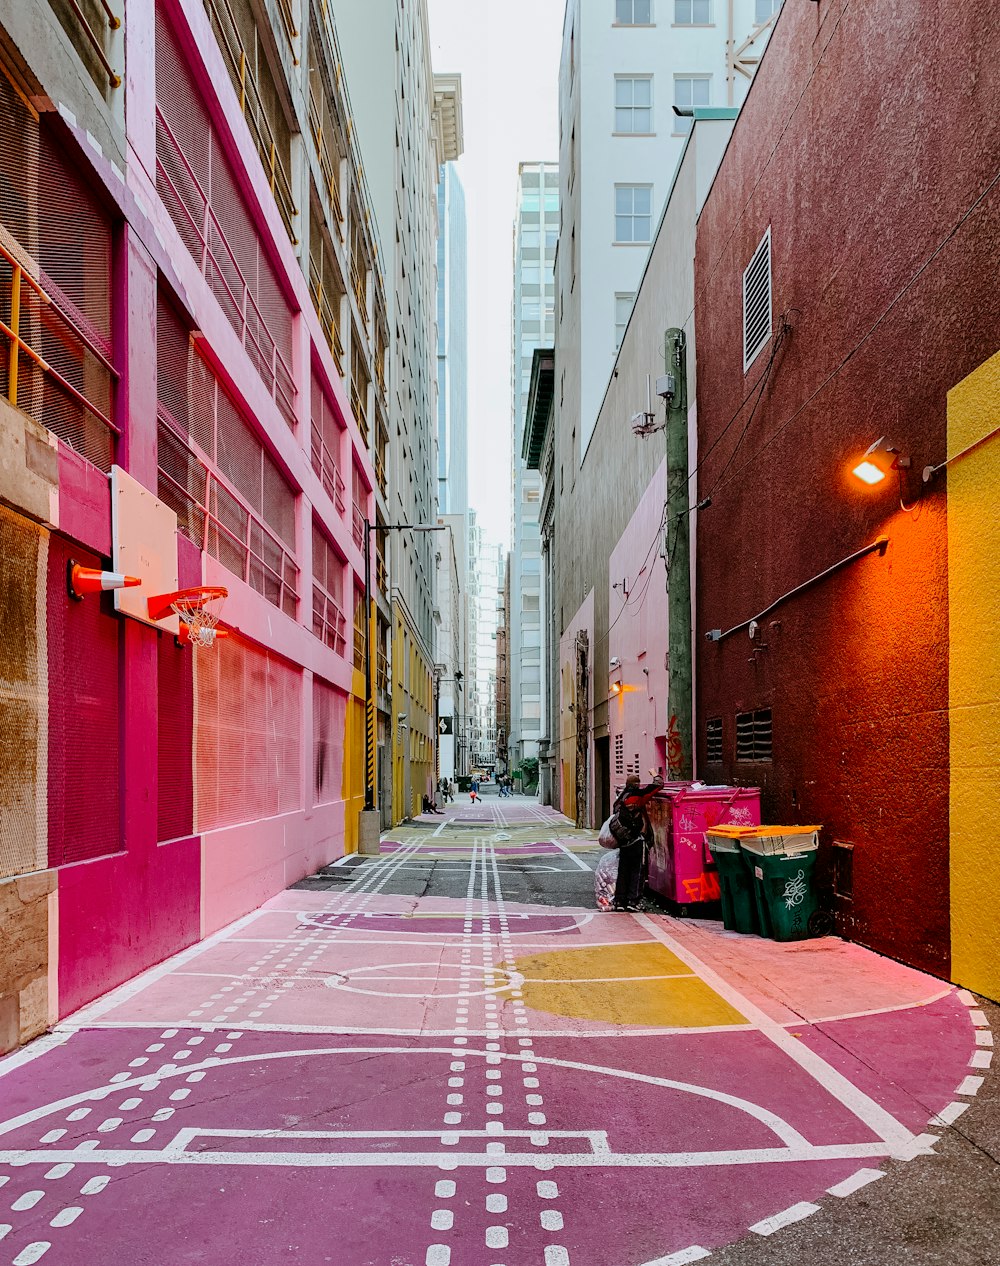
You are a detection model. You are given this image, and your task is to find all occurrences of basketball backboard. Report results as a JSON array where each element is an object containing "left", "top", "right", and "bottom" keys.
[{"left": 110, "top": 465, "right": 180, "bottom": 635}]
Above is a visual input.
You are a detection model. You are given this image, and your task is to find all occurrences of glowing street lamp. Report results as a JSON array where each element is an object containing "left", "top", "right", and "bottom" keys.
[{"left": 851, "top": 437, "right": 909, "bottom": 487}]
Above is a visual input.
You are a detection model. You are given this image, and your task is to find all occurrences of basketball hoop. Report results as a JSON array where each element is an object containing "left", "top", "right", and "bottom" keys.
[{"left": 148, "top": 586, "right": 228, "bottom": 649}]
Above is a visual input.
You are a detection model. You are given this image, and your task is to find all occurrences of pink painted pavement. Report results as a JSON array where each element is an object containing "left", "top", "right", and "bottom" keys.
[{"left": 0, "top": 830, "right": 987, "bottom": 1266}]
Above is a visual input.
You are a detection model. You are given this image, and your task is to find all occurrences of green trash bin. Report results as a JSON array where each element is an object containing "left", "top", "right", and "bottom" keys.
[
  {"left": 706, "top": 829, "right": 760, "bottom": 935},
  {"left": 741, "top": 828, "right": 822, "bottom": 942}
]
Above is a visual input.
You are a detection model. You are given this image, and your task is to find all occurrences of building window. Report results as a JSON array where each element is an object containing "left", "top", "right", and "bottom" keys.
[
  {"left": 614, "top": 185, "right": 652, "bottom": 243},
  {"left": 755, "top": 0, "right": 782, "bottom": 21},
  {"left": 735, "top": 709, "right": 772, "bottom": 762},
  {"left": 705, "top": 717, "right": 723, "bottom": 764},
  {"left": 614, "top": 76, "right": 653, "bottom": 134},
  {"left": 616, "top": 0, "right": 652, "bottom": 22},
  {"left": 675, "top": 0, "right": 711, "bottom": 21},
  {"left": 743, "top": 227, "right": 772, "bottom": 371},
  {"left": 615, "top": 292, "right": 635, "bottom": 348},
  {"left": 673, "top": 75, "right": 710, "bottom": 133}
]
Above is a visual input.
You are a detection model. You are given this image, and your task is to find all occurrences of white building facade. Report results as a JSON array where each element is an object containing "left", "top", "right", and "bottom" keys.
[
  {"left": 509, "top": 163, "right": 558, "bottom": 780},
  {"left": 557, "top": 0, "right": 781, "bottom": 457}
]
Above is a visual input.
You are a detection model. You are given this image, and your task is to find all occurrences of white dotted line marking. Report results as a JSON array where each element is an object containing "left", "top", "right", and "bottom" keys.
[
  {"left": 750, "top": 1202, "right": 821, "bottom": 1236},
  {"left": 826, "top": 1168, "right": 885, "bottom": 1198},
  {"left": 637, "top": 1250, "right": 712, "bottom": 1266}
]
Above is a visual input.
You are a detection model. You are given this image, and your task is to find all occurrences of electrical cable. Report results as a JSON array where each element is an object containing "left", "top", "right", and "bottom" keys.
[
  {"left": 597, "top": 502, "right": 668, "bottom": 648},
  {"left": 717, "top": 159, "right": 1000, "bottom": 496}
]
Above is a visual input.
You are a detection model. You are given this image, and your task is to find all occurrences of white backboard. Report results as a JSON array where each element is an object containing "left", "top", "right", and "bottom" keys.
[{"left": 110, "top": 465, "right": 180, "bottom": 634}]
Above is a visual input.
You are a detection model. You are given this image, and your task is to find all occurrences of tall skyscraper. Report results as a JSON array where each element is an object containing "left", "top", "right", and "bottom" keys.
[
  {"left": 557, "top": 0, "right": 781, "bottom": 456},
  {"left": 437, "top": 162, "right": 469, "bottom": 517},
  {"left": 508, "top": 163, "right": 558, "bottom": 777}
]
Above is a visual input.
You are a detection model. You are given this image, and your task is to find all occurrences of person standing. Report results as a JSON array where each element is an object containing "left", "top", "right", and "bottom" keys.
[{"left": 611, "top": 769, "right": 663, "bottom": 911}]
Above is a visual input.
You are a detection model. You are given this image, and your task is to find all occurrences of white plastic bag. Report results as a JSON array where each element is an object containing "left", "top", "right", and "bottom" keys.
[
  {"left": 595, "top": 849, "right": 619, "bottom": 910},
  {"left": 598, "top": 816, "right": 618, "bottom": 849}
]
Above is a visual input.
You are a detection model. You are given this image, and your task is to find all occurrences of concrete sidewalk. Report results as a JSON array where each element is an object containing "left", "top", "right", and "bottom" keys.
[{"left": 0, "top": 810, "right": 996, "bottom": 1265}]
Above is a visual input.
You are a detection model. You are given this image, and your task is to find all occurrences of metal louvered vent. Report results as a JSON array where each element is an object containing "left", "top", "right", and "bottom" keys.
[
  {"left": 736, "top": 708, "right": 772, "bottom": 762},
  {"left": 742, "top": 228, "right": 772, "bottom": 371},
  {"left": 614, "top": 733, "right": 624, "bottom": 777},
  {"left": 706, "top": 717, "right": 723, "bottom": 764}
]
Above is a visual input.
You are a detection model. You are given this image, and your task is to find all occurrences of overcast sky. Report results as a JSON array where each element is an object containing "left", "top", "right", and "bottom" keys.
[{"left": 427, "top": 0, "right": 564, "bottom": 549}]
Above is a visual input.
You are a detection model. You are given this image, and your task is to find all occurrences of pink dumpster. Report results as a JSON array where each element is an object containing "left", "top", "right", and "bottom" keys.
[{"left": 646, "top": 785, "right": 762, "bottom": 907}]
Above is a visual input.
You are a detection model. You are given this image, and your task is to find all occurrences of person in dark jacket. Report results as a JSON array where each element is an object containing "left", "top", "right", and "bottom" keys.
[{"left": 611, "top": 770, "right": 663, "bottom": 910}]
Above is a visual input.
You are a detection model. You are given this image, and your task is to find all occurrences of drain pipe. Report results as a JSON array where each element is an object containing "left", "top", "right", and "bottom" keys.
[{"left": 664, "top": 327, "right": 693, "bottom": 779}]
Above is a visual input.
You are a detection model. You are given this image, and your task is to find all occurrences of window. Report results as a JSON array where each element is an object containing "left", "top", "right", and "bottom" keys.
[
  {"left": 705, "top": 717, "right": 723, "bottom": 764},
  {"left": 755, "top": 0, "right": 782, "bottom": 21},
  {"left": 614, "top": 77, "right": 653, "bottom": 134},
  {"left": 675, "top": 0, "right": 711, "bottom": 22},
  {"left": 521, "top": 229, "right": 540, "bottom": 247},
  {"left": 736, "top": 709, "right": 772, "bottom": 762},
  {"left": 615, "top": 292, "right": 635, "bottom": 348},
  {"left": 614, "top": 185, "right": 652, "bottom": 243},
  {"left": 743, "top": 227, "right": 772, "bottom": 370},
  {"left": 674, "top": 75, "right": 710, "bottom": 133},
  {"left": 616, "top": 0, "right": 652, "bottom": 22}
]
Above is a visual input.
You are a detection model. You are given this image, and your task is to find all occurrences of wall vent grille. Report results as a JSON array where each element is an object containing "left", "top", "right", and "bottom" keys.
[
  {"left": 706, "top": 717, "right": 723, "bottom": 764},
  {"left": 736, "top": 708, "right": 772, "bottom": 762},
  {"left": 743, "top": 227, "right": 772, "bottom": 371}
]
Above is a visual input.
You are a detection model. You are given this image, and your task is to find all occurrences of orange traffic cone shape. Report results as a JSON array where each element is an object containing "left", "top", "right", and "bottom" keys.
[
  {"left": 176, "top": 623, "right": 230, "bottom": 648},
  {"left": 68, "top": 561, "right": 141, "bottom": 601}
]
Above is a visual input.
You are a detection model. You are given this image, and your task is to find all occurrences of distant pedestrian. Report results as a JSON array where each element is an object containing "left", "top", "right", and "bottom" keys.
[
  {"left": 422, "top": 794, "right": 442, "bottom": 815},
  {"left": 470, "top": 778, "right": 480, "bottom": 804}
]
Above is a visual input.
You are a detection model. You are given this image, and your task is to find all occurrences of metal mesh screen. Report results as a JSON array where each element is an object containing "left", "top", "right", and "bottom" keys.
[
  {"left": 0, "top": 67, "right": 115, "bottom": 472},
  {"left": 195, "top": 633, "right": 302, "bottom": 831},
  {"left": 157, "top": 630, "right": 194, "bottom": 842},
  {"left": 313, "top": 676, "right": 345, "bottom": 806},
  {"left": 0, "top": 507, "right": 48, "bottom": 879},
  {"left": 157, "top": 291, "right": 299, "bottom": 616},
  {"left": 46, "top": 535, "right": 121, "bottom": 868},
  {"left": 154, "top": 10, "right": 296, "bottom": 427}
]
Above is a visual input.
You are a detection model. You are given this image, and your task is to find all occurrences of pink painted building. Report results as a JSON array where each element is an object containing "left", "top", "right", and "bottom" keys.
[{"left": 0, "top": 0, "right": 393, "bottom": 1049}]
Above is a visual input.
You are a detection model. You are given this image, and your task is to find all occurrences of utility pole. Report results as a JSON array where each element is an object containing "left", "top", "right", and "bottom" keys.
[{"left": 664, "top": 327, "right": 693, "bottom": 780}]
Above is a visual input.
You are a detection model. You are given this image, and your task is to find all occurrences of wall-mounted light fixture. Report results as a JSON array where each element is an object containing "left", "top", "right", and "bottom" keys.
[
  {"left": 610, "top": 680, "right": 622, "bottom": 696},
  {"left": 851, "top": 437, "right": 910, "bottom": 486}
]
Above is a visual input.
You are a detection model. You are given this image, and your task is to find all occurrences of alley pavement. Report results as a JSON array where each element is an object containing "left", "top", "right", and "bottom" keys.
[{"left": 0, "top": 796, "right": 997, "bottom": 1265}]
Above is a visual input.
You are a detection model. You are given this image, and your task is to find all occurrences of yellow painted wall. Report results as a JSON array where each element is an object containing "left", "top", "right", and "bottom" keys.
[
  {"left": 948, "top": 348, "right": 1000, "bottom": 1001},
  {"left": 342, "top": 672, "right": 366, "bottom": 853}
]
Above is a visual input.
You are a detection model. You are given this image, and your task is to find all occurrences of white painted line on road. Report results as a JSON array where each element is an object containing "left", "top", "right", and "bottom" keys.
[
  {"left": 970, "top": 1050, "right": 993, "bottom": 1069},
  {"left": 957, "top": 989, "right": 977, "bottom": 1006},
  {"left": 896, "top": 1133, "right": 940, "bottom": 1161},
  {"left": 0, "top": 1032, "right": 71, "bottom": 1081},
  {"left": 956, "top": 1075, "right": 984, "bottom": 1097},
  {"left": 551, "top": 840, "right": 592, "bottom": 871},
  {"left": 639, "top": 1247, "right": 712, "bottom": 1265},
  {"left": 969, "top": 1009, "right": 989, "bottom": 1027},
  {"left": 975, "top": 1030, "right": 994, "bottom": 1046},
  {"left": 749, "top": 1202, "right": 820, "bottom": 1235},
  {"left": 635, "top": 915, "right": 916, "bottom": 1153},
  {"left": 62, "top": 907, "right": 266, "bottom": 1026},
  {"left": 931, "top": 1101, "right": 969, "bottom": 1127},
  {"left": 826, "top": 1167, "right": 884, "bottom": 1197}
]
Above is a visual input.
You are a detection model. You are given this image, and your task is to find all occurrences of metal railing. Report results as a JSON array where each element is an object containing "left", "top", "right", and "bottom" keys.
[
  {"left": 158, "top": 421, "right": 299, "bottom": 617},
  {"left": 350, "top": 376, "right": 368, "bottom": 444},
  {"left": 350, "top": 255, "right": 368, "bottom": 328},
  {"left": 376, "top": 646, "right": 389, "bottom": 696},
  {"left": 308, "top": 79, "right": 345, "bottom": 235},
  {"left": 203, "top": 0, "right": 298, "bottom": 243},
  {"left": 310, "top": 419, "right": 346, "bottom": 514},
  {"left": 55, "top": 0, "right": 122, "bottom": 89},
  {"left": 312, "top": 583, "right": 347, "bottom": 656},
  {"left": 1, "top": 238, "right": 119, "bottom": 466},
  {"left": 156, "top": 106, "right": 297, "bottom": 427},
  {"left": 273, "top": 0, "right": 298, "bottom": 57},
  {"left": 375, "top": 550, "right": 388, "bottom": 596},
  {"left": 308, "top": 249, "right": 345, "bottom": 376},
  {"left": 352, "top": 504, "right": 364, "bottom": 550}
]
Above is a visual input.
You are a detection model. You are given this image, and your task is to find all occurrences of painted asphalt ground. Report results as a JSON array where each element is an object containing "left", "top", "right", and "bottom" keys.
[{"left": 0, "top": 797, "right": 996, "bottom": 1265}]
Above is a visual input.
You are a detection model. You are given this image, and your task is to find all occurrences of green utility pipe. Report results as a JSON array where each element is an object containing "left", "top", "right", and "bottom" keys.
[{"left": 664, "top": 327, "right": 693, "bottom": 780}]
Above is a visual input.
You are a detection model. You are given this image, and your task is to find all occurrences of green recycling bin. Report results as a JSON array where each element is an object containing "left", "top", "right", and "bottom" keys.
[
  {"left": 706, "top": 829, "right": 760, "bottom": 935},
  {"left": 741, "top": 828, "right": 822, "bottom": 942}
]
